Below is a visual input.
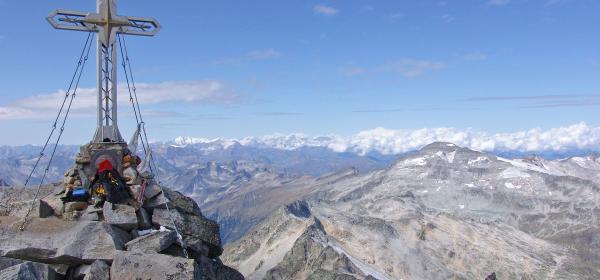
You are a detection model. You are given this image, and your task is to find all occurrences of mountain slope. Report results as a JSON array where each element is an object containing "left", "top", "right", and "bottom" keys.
[{"left": 224, "top": 142, "right": 600, "bottom": 280}]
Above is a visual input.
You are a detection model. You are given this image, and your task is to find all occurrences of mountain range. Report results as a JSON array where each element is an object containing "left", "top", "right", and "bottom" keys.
[
  {"left": 220, "top": 142, "right": 600, "bottom": 279},
  {"left": 2, "top": 139, "right": 600, "bottom": 279}
]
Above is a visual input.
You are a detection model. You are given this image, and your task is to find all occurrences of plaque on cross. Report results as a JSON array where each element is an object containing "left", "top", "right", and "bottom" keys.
[{"left": 47, "top": 0, "right": 160, "bottom": 143}]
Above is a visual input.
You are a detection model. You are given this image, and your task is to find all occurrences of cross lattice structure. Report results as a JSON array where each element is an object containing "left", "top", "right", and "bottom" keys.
[{"left": 47, "top": 0, "right": 160, "bottom": 143}]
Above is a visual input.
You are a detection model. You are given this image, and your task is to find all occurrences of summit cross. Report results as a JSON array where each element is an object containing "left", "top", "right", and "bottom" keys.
[{"left": 47, "top": 0, "right": 161, "bottom": 143}]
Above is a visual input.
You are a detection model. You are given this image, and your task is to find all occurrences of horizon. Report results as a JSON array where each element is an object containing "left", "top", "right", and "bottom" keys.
[
  {"left": 1, "top": 122, "right": 600, "bottom": 157},
  {"left": 1, "top": 1, "right": 600, "bottom": 147}
]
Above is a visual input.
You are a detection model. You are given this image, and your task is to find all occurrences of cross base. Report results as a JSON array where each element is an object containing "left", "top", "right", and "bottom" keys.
[{"left": 93, "top": 125, "right": 124, "bottom": 143}]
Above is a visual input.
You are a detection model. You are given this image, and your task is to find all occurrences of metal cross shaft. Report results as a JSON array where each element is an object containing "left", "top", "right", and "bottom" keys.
[{"left": 47, "top": 0, "right": 160, "bottom": 143}]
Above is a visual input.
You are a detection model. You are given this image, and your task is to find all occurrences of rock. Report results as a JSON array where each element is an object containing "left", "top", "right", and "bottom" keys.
[
  {"left": 83, "top": 260, "right": 109, "bottom": 280},
  {"left": 198, "top": 256, "right": 245, "bottom": 280},
  {"left": 40, "top": 193, "right": 64, "bottom": 217},
  {"left": 152, "top": 208, "right": 222, "bottom": 258},
  {"left": 160, "top": 244, "right": 188, "bottom": 258},
  {"left": 0, "top": 257, "right": 23, "bottom": 271},
  {"left": 63, "top": 210, "right": 83, "bottom": 221},
  {"left": 142, "top": 183, "right": 162, "bottom": 201},
  {"left": 65, "top": 202, "right": 88, "bottom": 213},
  {"left": 125, "top": 230, "right": 176, "bottom": 253},
  {"left": 0, "top": 219, "right": 129, "bottom": 265},
  {"left": 48, "top": 264, "right": 69, "bottom": 276},
  {"left": 79, "top": 208, "right": 101, "bottom": 221},
  {"left": 485, "top": 272, "right": 497, "bottom": 280},
  {"left": 144, "top": 188, "right": 202, "bottom": 216},
  {"left": 38, "top": 200, "right": 55, "bottom": 218},
  {"left": 110, "top": 252, "right": 201, "bottom": 280},
  {"left": 72, "top": 264, "right": 91, "bottom": 279},
  {"left": 185, "top": 236, "right": 211, "bottom": 257},
  {"left": 214, "top": 263, "right": 245, "bottom": 280},
  {"left": 103, "top": 202, "right": 138, "bottom": 231},
  {"left": 135, "top": 207, "right": 152, "bottom": 229},
  {"left": 0, "top": 262, "right": 60, "bottom": 280}
]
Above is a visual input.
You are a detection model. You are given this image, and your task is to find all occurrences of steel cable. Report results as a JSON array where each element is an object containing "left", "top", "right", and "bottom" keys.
[
  {"left": 20, "top": 33, "right": 95, "bottom": 231},
  {"left": 117, "top": 34, "right": 189, "bottom": 258}
]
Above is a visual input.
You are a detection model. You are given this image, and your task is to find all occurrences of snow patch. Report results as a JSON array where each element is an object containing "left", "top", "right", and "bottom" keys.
[
  {"left": 498, "top": 157, "right": 563, "bottom": 176},
  {"left": 505, "top": 182, "right": 522, "bottom": 189},
  {"left": 468, "top": 156, "right": 488, "bottom": 166},
  {"left": 402, "top": 157, "right": 427, "bottom": 166},
  {"left": 501, "top": 167, "right": 531, "bottom": 179},
  {"left": 436, "top": 151, "right": 456, "bottom": 163}
]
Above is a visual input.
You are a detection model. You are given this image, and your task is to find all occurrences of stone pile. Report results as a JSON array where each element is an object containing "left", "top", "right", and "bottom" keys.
[{"left": 0, "top": 183, "right": 244, "bottom": 280}]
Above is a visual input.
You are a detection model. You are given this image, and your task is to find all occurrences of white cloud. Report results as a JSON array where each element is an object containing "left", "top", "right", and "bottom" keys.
[
  {"left": 463, "top": 52, "right": 488, "bottom": 61},
  {"left": 0, "top": 80, "right": 236, "bottom": 120},
  {"left": 174, "top": 123, "right": 600, "bottom": 155},
  {"left": 337, "top": 66, "right": 364, "bottom": 76},
  {"left": 248, "top": 48, "right": 281, "bottom": 60},
  {"left": 488, "top": 0, "right": 510, "bottom": 6},
  {"left": 385, "top": 13, "right": 404, "bottom": 23},
  {"left": 313, "top": 4, "right": 339, "bottom": 16},
  {"left": 383, "top": 59, "right": 447, "bottom": 78},
  {"left": 340, "top": 123, "right": 600, "bottom": 154}
]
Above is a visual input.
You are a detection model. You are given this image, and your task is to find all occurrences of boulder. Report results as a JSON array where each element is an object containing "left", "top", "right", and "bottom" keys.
[
  {"left": 38, "top": 200, "right": 55, "bottom": 218},
  {"left": 79, "top": 208, "right": 101, "bottom": 222},
  {"left": 125, "top": 229, "right": 176, "bottom": 253},
  {"left": 135, "top": 207, "right": 152, "bottom": 229},
  {"left": 196, "top": 255, "right": 245, "bottom": 280},
  {"left": 0, "top": 257, "right": 23, "bottom": 271},
  {"left": 103, "top": 202, "right": 138, "bottom": 231},
  {"left": 39, "top": 193, "right": 64, "bottom": 217},
  {"left": 0, "top": 218, "right": 129, "bottom": 265},
  {"left": 152, "top": 208, "right": 222, "bottom": 258},
  {"left": 0, "top": 262, "right": 60, "bottom": 280},
  {"left": 72, "top": 264, "right": 91, "bottom": 279},
  {"left": 142, "top": 183, "right": 162, "bottom": 201},
  {"left": 144, "top": 188, "right": 202, "bottom": 216},
  {"left": 48, "top": 264, "right": 69, "bottom": 277},
  {"left": 110, "top": 252, "right": 201, "bottom": 280},
  {"left": 83, "top": 260, "right": 109, "bottom": 280}
]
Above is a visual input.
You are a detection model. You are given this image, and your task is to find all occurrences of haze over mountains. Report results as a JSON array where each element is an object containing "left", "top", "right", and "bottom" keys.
[{"left": 2, "top": 122, "right": 599, "bottom": 187}]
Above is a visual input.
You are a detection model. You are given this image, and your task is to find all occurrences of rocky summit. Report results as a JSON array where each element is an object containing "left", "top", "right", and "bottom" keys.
[{"left": 0, "top": 182, "right": 243, "bottom": 279}]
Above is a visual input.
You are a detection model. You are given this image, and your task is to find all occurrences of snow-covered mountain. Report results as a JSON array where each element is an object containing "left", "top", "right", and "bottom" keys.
[
  {"left": 223, "top": 142, "right": 600, "bottom": 280},
  {"left": 171, "top": 122, "right": 600, "bottom": 157}
]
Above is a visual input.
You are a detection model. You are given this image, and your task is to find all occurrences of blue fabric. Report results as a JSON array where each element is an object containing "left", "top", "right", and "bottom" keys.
[{"left": 72, "top": 188, "right": 87, "bottom": 198}]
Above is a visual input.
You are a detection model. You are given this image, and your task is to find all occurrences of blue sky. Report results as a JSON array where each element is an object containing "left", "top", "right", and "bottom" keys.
[{"left": 0, "top": 0, "right": 599, "bottom": 145}]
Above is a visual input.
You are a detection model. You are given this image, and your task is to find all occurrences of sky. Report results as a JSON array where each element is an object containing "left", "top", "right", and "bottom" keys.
[{"left": 0, "top": 0, "right": 599, "bottom": 146}]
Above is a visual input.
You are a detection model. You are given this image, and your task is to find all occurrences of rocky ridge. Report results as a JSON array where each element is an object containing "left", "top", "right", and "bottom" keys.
[{"left": 224, "top": 142, "right": 600, "bottom": 280}]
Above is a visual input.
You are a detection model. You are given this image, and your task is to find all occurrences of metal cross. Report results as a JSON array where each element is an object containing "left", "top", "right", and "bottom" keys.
[{"left": 47, "top": 0, "right": 160, "bottom": 143}]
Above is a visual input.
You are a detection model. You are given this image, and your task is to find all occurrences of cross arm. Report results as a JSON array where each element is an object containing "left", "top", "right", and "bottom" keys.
[
  {"left": 119, "top": 16, "right": 161, "bottom": 36},
  {"left": 47, "top": 9, "right": 97, "bottom": 32}
]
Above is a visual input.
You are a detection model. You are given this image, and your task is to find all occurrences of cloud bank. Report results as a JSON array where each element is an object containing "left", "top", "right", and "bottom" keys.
[
  {"left": 0, "top": 80, "right": 237, "bottom": 120},
  {"left": 174, "top": 122, "right": 600, "bottom": 155}
]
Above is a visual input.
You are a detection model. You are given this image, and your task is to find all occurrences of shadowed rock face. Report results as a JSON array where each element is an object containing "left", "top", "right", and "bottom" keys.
[
  {"left": 224, "top": 143, "right": 600, "bottom": 280},
  {"left": 0, "top": 184, "right": 243, "bottom": 280}
]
